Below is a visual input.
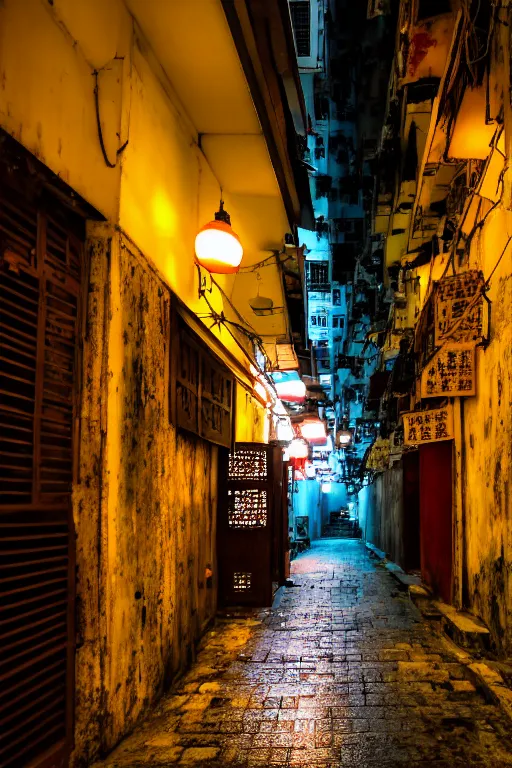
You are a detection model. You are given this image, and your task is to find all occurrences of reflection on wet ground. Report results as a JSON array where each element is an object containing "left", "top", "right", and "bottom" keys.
[{"left": 95, "top": 539, "right": 512, "bottom": 767}]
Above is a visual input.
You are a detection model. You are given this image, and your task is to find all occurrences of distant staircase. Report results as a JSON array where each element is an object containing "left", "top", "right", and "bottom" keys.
[{"left": 322, "top": 511, "right": 361, "bottom": 539}]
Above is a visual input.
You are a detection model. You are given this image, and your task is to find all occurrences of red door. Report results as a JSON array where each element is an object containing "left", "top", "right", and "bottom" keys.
[
  {"left": 402, "top": 451, "right": 420, "bottom": 572},
  {"left": 419, "top": 441, "right": 453, "bottom": 603}
]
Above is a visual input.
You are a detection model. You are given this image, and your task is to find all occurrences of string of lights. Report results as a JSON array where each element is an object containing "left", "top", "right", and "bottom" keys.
[{"left": 196, "top": 288, "right": 279, "bottom": 399}]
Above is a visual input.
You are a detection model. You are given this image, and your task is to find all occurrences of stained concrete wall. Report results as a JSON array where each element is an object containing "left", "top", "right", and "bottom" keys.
[
  {"left": 291, "top": 481, "right": 347, "bottom": 540},
  {"left": 358, "top": 464, "right": 409, "bottom": 570},
  {"left": 74, "top": 232, "right": 220, "bottom": 766},
  {"left": 462, "top": 207, "right": 512, "bottom": 656}
]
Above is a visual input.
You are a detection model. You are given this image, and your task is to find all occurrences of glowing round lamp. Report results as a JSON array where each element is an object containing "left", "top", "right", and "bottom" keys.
[
  {"left": 288, "top": 438, "right": 309, "bottom": 460},
  {"left": 195, "top": 201, "right": 243, "bottom": 274}
]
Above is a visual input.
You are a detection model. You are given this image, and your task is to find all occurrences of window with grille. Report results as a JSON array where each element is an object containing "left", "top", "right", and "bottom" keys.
[
  {"left": 290, "top": 1, "right": 311, "bottom": 58},
  {"left": 311, "top": 315, "right": 327, "bottom": 328},
  {"left": 307, "top": 261, "right": 329, "bottom": 287},
  {"left": 171, "top": 316, "right": 234, "bottom": 448},
  {"left": 228, "top": 447, "right": 268, "bottom": 480},
  {"left": 228, "top": 489, "right": 268, "bottom": 528},
  {"left": 233, "top": 572, "right": 252, "bottom": 591}
]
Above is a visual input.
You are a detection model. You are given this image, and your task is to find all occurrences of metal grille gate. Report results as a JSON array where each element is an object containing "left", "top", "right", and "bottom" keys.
[
  {"left": 218, "top": 442, "right": 284, "bottom": 607},
  {"left": 0, "top": 178, "right": 83, "bottom": 768}
]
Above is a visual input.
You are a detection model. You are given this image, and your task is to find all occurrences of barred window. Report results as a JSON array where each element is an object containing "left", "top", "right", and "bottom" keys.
[{"left": 290, "top": 1, "right": 311, "bottom": 58}]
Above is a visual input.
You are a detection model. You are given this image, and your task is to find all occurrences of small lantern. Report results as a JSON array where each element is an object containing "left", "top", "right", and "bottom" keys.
[
  {"left": 271, "top": 371, "right": 306, "bottom": 404},
  {"left": 288, "top": 438, "right": 309, "bottom": 460},
  {"left": 299, "top": 418, "right": 327, "bottom": 445},
  {"left": 195, "top": 200, "right": 243, "bottom": 274},
  {"left": 337, "top": 429, "right": 352, "bottom": 447}
]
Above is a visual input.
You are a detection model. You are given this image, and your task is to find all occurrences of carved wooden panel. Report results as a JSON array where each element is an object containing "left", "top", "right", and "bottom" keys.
[
  {"left": 233, "top": 572, "right": 252, "bottom": 591},
  {"left": 228, "top": 447, "right": 268, "bottom": 480},
  {"left": 218, "top": 443, "right": 280, "bottom": 607},
  {"left": 227, "top": 488, "right": 268, "bottom": 528}
]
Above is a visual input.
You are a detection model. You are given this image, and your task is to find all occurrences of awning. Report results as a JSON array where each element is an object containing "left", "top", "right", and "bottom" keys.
[
  {"left": 175, "top": 297, "right": 258, "bottom": 395},
  {"left": 276, "top": 342, "right": 299, "bottom": 370}
]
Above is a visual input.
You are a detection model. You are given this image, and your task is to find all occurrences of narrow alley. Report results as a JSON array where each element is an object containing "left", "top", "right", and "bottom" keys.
[{"left": 95, "top": 540, "right": 512, "bottom": 768}]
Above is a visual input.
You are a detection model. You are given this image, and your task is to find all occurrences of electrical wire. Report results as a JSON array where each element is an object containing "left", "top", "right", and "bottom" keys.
[
  {"left": 237, "top": 251, "right": 289, "bottom": 273},
  {"left": 93, "top": 70, "right": 129, "bottom": 168}
]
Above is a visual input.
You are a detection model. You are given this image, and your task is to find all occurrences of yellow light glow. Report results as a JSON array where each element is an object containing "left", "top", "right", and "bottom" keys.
[
  {"left": 152, "top": 190, "right": 177, "bottom": 237},
  {"left": 195, "top": 220, "right": 243, "bottom": 274}
]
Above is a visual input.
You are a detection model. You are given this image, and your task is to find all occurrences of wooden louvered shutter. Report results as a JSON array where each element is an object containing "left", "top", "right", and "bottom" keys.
[{"left": 0, "top": 184, "right": 83, "bottom": 768}]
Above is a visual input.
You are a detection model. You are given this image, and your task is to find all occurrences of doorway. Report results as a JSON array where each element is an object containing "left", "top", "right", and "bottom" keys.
[
  {"left": 217, "top": 443, "right": 286, "bottom": 607},
  {"left": 419, "top": 441, "right": 453, "bottom": 603}
]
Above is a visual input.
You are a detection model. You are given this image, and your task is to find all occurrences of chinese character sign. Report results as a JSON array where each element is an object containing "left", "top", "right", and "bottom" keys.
[
  {"left": 403, "top": 405, "right": 454, "bottom": 446},
  {"left": 434, "top": 271, "right": 484, "bottom": 345},
  {"left": 420, "top": 343, "right": 476, "bottom": 398}
]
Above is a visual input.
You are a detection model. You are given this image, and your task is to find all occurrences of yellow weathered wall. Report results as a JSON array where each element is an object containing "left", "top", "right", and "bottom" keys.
[
  {"left": 462, "top": 206, "right": 512, "bottom": 655},
  {"left": 235, "top": 382, "right": 268, "bottom": 443},
  {"left": 0, "top": 0, "right": 265, "bottom": 376},
  {"left": 74, "top": 231, "right": 220, "bottom": 765},
  {"left": 0, "top": 0, "right": 126, "bottom": 220},
  {"left": 0, "top": 0, "right": 270, "bottom": 764}
]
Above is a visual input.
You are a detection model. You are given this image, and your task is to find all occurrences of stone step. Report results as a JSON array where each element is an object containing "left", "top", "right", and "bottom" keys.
[{"left": 433, "top": 600, "right": 491, "bottom": 654}]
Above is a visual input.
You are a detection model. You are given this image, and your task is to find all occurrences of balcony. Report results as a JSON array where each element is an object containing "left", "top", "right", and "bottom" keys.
[{"left": 306, "top": 261, "right": 330, "bottom": 293}]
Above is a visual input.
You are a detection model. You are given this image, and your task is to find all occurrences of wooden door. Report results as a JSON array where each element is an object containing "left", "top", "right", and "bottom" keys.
[
  {"left": 271, "top": 454, "right": 289, "bottom": 585},
  {"left": 419, "top": 441, "right": 453, "bottom": 603},
  {"left": 218, "top": 443, "right": 281, "bottom": 607},
  {"left": 0, "top": 180, "right": 83, "bottom": 767}
]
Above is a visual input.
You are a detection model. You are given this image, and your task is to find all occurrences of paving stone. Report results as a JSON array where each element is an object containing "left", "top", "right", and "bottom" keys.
[{"left": 93, "top": 540, "right": 512, "bottom": 768}]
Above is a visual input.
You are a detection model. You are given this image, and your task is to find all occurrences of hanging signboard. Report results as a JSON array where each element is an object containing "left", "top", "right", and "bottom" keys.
[
  {"left": 403, "top": 405, "right": 454, "bottom": 446},
  {"left": 420, "top": 343, "right": 476, "bottom": 398},
  {"left": 434, "top": 271, "right": 484, "bottom": 345}
]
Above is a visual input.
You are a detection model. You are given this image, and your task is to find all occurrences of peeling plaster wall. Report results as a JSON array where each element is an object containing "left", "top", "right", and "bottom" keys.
[
  {"left": 462, "top": 208, "right": 512, "bottom": 656},
  {"left": 72, "top": 233, "right": 218, "bottom": 766},
  {"left": 73, "top": 226, "right": 110, "bottom": 765}
]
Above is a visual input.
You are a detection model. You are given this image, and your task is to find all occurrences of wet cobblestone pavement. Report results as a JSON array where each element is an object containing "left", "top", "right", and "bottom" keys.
[{"left": 96, "top": 539, "right": 512, "bottom": 767}]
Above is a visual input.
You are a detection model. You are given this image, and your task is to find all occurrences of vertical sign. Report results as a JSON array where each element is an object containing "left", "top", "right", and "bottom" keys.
[
  {"left": 421, "top": 343, "right": 476, "bottom": 398},
  {"left": 434, "top": 271, "right": 484, "bottom": 345}
]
